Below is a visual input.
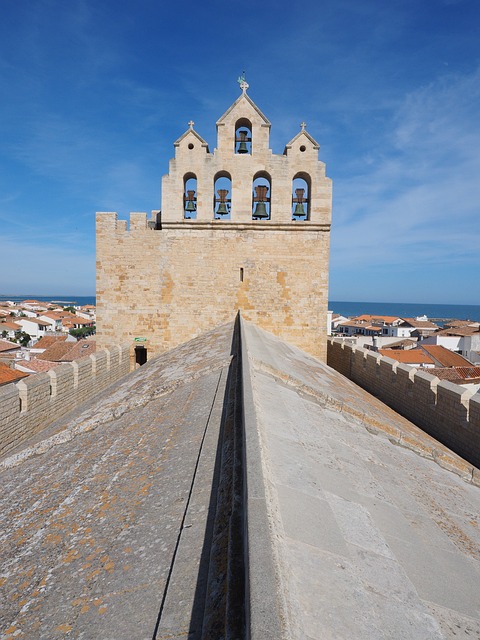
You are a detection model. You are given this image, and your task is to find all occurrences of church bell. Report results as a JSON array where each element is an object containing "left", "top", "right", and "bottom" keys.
[
  {"left": 236, "top": 129, "right": 249, "bottom": 154},
  {"left": 184, "top": 190, "right": 196, "bottom": 215},
  {"left": 292, "top": 187, "right": 308, "bottom": 219},
  {"left": 253, "top": 201, "right": 269, "bottom": 218},
  {"left": 215, "top": 189, "right": 230, "bottom": 216},
  {"left": 253, "top": 184, "right": 270, "bottom": 219},
  {"left": 293, "top": 202, "right": 306, "bottom": 218}
]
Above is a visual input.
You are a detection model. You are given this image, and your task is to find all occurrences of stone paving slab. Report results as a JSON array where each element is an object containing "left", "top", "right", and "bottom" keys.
[
  {"left": 3, "top": 317, "right": 480, "bottom": 640},
  {"left": 241, "top": 320, "right": 480, "bottom": 639},
  {"left": 0, "top": 324, "right": 234, "bottom": 640}
]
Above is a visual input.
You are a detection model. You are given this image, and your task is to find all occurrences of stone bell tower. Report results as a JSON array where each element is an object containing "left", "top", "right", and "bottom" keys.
[{"left": 96, "top": 80, "right": 332, "bottom": 361}]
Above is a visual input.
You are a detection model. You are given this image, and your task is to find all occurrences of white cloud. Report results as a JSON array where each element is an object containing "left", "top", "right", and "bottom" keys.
[{"left": 331, "top": 66, "right": 480, "bottom": 278}]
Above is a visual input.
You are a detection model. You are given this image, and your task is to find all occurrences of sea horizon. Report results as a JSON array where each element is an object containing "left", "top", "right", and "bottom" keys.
[
  {"left": 1, "top": 294, "right": 479, "bottom": 323},
  {"left": 329, "top": 300, "right": 480, "bottom": 323}
]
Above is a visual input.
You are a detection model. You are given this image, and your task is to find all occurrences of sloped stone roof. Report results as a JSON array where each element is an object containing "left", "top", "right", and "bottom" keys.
[{"left": 1, "top": 319, "right": 479, "bottom": 638}]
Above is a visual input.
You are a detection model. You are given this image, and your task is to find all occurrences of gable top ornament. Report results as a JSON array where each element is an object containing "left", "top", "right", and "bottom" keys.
[{"left": 237, "top": 73, "right": 249, "bottom": 94}]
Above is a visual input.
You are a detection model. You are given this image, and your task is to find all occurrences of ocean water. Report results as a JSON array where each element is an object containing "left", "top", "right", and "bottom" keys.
[
  {"left": 1, "top": 295, "right": 479, "bottom": 323},
  {"left": 329, "top": 301, "right": 480, "bottom": 323},
  {"left": 0, "top": 295, "right": 96, "bottom": 306}
]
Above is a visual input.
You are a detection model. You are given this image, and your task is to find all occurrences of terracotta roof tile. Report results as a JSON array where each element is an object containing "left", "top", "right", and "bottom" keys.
[
  {"left": 444, "top": 320, "right": 480, "bottom": 328},
  {"left": 0, "top": 362, "right": 29, "bottom": 385},
  {"left": 354, "top": 314, "right": 401, "bottom": 324},
  {"left": 420, "top": 345, "right": 472, "bottom": 367},
  {"left": 36, "top": 339, "right": 96, "bottom": 362},
  {"left": 16, "top": 359, "right": 61, "bottom": 373},
  {"left": 59, "top": 341, "right": 96, "bottom": 361},
  {"left": 18, "top": 318, "right": 50, "bottom": 327},
  {"left": 426, "top": 367, "right": 480, "bottom": 384},
  {"left": 37, "top": 342, "right": 75, "bottom": 361},
  {"left": 33, "top": 335, "right": 68, "bottom": 350},
  {"left": 0, "top": 340, "right": 19, "bottom": 353},
  {"left": 436, "top": 326, "right": 480, "bottom": 337},
  {"left": 425, "top": 368, "right": 463, "bottom": 382},
  {"left": 402, "top": 318, "right": 439, "bottom": 329},
  {"left": 379, "top": 349, "right": 435, "bottom": 365},
  {"left": 1, "top": 321, "right": 21, "bottom": 331},
  {"left": 455, "top": 366, "right": 480, "bottom": 380}
]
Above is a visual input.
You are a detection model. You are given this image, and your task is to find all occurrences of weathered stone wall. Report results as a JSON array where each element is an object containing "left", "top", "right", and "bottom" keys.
[
  {"left": 327, "top": 338, "right": 480, "bottom": 468},
  {"left": 96, "top": 92, "right": 332, "bottom": 363},
  {"left": 97, "top": 213, "right": 330, "bottom": 361},
  {"left": 0, "top": 344, "right": 130, "bottom": 457}
]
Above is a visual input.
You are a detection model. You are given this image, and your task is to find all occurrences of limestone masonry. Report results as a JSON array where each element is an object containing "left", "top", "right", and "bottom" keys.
[{"left": 96, "top": 87, "right": 332, "bottom": 361}]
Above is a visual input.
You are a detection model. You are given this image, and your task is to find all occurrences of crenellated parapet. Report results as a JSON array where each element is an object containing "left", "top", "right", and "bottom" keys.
[
  {"left": 96, "top": 211, "right": 161, "bottom": 234},
  {"left": 0, "top": 344, "right": 130, "bottom": 457},
  {"left": 327, "top": 338, "right": 480, "bottom": 468}
]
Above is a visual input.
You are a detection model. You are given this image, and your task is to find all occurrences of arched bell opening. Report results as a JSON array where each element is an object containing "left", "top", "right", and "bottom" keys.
[
  {"left": 183, "top": 173, "right": 197, "bottom": 219},
  {"left": 292, "top": 173, "right": 311, "bottom": 221},
  {"left": 252, "top": 173, "right": 271, "bottom": 221},
  {"left": 234, "top": 118, "right": 252, "bottom": 155},
  {"left": 213, "top": 172, "right": 232, "bottom": 220}
]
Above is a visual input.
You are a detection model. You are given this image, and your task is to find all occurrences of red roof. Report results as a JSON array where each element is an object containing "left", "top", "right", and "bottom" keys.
[
  {"left": 436, "top": 326, "right": 480, "bottom": 337},
  {"left": 379, "top": 349, "right": 435, "bottom": 365},
  {"left": 59, "top": 341, "right": 96, "bottom": 361},
  {"left": 37, "top": 342, "right": 75, "bottom": 361},
  {"left": 456, "top": 366, "right": 480, "bottom": 380},
  {"left": 37, "top": 339, "right": 96, "bottom": 362},
  {"left": 0, "top": 340, "right": 19, "bottom": 353},
  {"left": 33, "top": 335, "right": 68, "bottom": 350},
  {"left": 428, "top": 367, "right": 480, "bottom": 384},
  {"left": 0, "top": 321, "right": 21, "bottom": 331},
  {"left": 420, "top": 345, "right": 472, "bottom": 368},
  {"left": 16, "top": 359, "right": 62, "bottom": 373},
  {"left": 402, "top": 318, "right": 439, "bottom": 329},
  {"left": 0, "top": 362, "right": 29, "bottom": 386},
  {"left": 354, "top": 315, "right": 401, "bottom": 325}
]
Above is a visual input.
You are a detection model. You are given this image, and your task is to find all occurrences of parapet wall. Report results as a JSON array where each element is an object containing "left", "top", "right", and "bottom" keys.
[
  {"left": 327, "top": 338, "right": 480, "bottom": 468},
  {"left": 0, "top": 344, "right": 130, "bottom": 457}
]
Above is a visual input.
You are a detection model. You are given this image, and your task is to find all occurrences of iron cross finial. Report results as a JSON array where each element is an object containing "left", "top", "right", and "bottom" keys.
[
  {"left": 237, "top": 72, "right": 249, "bottom": 94},
  {"left": 188, "top": 120, "right": 194, "bottom": 129}
]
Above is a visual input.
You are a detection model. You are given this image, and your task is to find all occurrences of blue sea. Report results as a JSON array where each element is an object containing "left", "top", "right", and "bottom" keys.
[
  {"left": 1, "top": 295, "right": 479, "bottom": 323},
  {"left": 329, "top": 301, "right": 480, "bottom": 323},
  {"left": 0, "top": 294, "right": 96, "bottom": 307}
]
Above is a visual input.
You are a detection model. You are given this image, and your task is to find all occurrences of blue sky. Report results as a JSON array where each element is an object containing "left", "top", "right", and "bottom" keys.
[{"left": 1, "top": 0, "right": 479, "bottom": 304}]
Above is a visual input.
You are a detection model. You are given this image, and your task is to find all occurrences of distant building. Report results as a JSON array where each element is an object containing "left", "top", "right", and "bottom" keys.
[
  {"left": 14, "top": 318, "right": 50, "bottom": 340},
  {"left": 337, "top": 315, "right": 439, "bottom": 340},
  {"left": 378, "top": 348, "right": 436, "bottom": 368},
  {"left": 422, "top": 324, "right": 480, "bottom": 364}
]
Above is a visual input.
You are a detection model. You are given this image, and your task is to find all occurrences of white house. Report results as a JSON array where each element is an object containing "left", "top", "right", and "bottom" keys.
[
  {"left": 14, "top": 318, "right": 50, "bottom": 340},
  {"left": 38, "top": 312, "right": 64, "bottom": 332},
  {"left": 0, "top": 321, "right": 22, "bottom": 340}
]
